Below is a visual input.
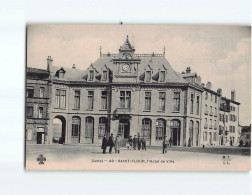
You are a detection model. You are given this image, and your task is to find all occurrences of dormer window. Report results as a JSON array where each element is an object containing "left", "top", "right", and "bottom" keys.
[
  {"left": 102, "top": 70, "right": 108, "bottom": 81},
  {"left": 58, "top": 68, "right": 66, "bottom": 79},
  {"left": 145, "top": 71, "right": 151, "bottom": 82},
  {"left": 89, "top": 70, "right": 94, "bottom": 81},
  {"left": 159, "top": 71, "right": 165, "bottom": 82}
]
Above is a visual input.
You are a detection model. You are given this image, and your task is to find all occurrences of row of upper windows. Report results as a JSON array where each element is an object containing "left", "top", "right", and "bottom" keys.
[
  {"left": 205, "top": 92, "right": 218, "bottom": 103},
  {"left": 203, "top": 132, "right": 217, "bottom": 141},
  {"left": 230, "top": 106, "right": 236, "bottom": 111},
  {"left": 204, "top": 105, "right": 218, "bottom": 116},
  {"left": 26, "top": 106, "right": 45, "bottom": 118},
  {"left": 219, "top": 125, "right": 236, "bottom": 133},
  {"left": 219, "top": 114, "right": 237, "bottom": 123},
  {"left": 54, "top": 89, "right": 183, "bottom": 112},
  {"left": 27, "top": 87, "right": 45, "bottom": 98},
  {"left": 190, "top": 94, "right": 200, "bottom": 115}
]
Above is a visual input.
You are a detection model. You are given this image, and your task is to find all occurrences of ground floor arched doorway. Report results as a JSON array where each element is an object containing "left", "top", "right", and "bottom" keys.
[
  {"left": 118, "top": 118, "right": 130, "bottom": 139},
  {"left": 53, "top": 115, "right": 66, "bottom": 144},
  {"left": 171, "top": 119, "right": 180, "bottom": 146}
]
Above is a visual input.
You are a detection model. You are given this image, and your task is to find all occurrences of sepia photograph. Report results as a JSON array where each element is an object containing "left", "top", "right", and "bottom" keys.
[{"left": 25, "top": 24, "right": 251, "bottom": 171}]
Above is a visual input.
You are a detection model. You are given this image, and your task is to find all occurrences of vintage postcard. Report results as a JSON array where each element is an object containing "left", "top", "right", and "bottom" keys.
[{"left": 25, "top": 24, "right": 251, "bottom": 171}]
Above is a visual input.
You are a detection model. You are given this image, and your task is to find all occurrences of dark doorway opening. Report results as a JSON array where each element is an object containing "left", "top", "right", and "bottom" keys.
[
  {"left": 53, "top": 116, "right": 66, "bottom": 144},
  {"left": 119, "top": 119, "right": 130, "bottom": 139},
  {"left": 37, "top": 132, "right": 44, "bottom": 144}
]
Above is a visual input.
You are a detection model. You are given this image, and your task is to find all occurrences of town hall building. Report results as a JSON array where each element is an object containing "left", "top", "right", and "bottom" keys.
[{"left": 26, "top": 36, "right": 240, "bottom": 147}]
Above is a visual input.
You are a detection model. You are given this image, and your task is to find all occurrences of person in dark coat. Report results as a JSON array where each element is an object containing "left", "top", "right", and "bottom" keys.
[
  {"left": 163, "top": 135, "right": 169, "bottom": 154},
  {"left": 169, "top": 137, "right": 172, "bottom": 147},
  {"left": 133, "top": 135, "right": 137, "bottom": 150},
  {"left": 137, "top": 135, "right": 141, "bottom": 150},
  {"left": 101, "top": 135, "right": 108, "bottom": 154},
  {"left": 141, "top": 137, "right": 146, "bottom": 151},
  {"left": 108, "top": 134, "right": 114, "bottom": 154}
]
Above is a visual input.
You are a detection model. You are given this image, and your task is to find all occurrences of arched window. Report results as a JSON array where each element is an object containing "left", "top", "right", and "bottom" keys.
[
  {"left": 156, "top": 119, "right": 166, "bottom": 140},
  {"left": 98, "top": 117, "right": 108, "bottom": 138},
  {"left": 195, "top": 121, "right": 199, "bottom": 146},
  {"left": 85, "top": 117, "right": 94, "bottom": 138},
  {"left": 171, "top": 119, "right": 181, "bottom": 146},
  {"left": 72, "top": 116, "right": 81, "bottom": 137},
  {"left": 189, "top": 120, "right": 194, "bottom": 146},
  {"left": 142, "top": 118, "right": 152, "bottom": 139}
]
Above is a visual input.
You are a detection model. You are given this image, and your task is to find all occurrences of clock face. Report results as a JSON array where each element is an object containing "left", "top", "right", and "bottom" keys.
[{"left": 122, "top": 64, "right": 130, "bottom": 72}]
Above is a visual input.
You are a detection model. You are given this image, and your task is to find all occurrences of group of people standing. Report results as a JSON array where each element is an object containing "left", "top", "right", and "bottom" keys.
[
  {"left": 127, "top": 135, "right": 146, "bottom": 151},
  {"left": 101, "top": 133, "right": 173, "bottom": 154},
  {"left": 101, "top": 134, "right": 147, "bottom": 154}
]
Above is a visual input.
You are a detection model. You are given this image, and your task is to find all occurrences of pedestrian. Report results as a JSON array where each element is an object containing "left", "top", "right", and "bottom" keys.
[
  {"left": 127, "top": 135, "right": 133, "bottom": 150},
  {"left": 137, "top": 135, "right": 141, "bottom": 150},
  {"left": 141, "top": 137, "right": 146, "bottom": 151},
  {"left": 163, "top": 135, "right": 169, "bottom": 154},
  {"left": 133, "top": 135, "right": 137, "bottom": 150},
  {"left": 114, "top": 135, "right": 121, "bottom": 153},
  {"left": 108, "top": 133, "right": 114, "bottom": 154},
  {"left": 101, "top": 134, "right": 107, "bottom": 154},
  {"left": 169, "top": 137, "right": 172, "bottom": 147}
]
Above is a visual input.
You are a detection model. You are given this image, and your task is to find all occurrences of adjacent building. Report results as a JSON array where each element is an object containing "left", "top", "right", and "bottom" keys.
[
  {"left": 26, "top": 67, "right": 51, "bottom": 144},
  {"left": 239, "top": 125, "right": 251, "bottom": 146},
  {"left": 26, "top": 36, "right": 241, "bottom": 147}
]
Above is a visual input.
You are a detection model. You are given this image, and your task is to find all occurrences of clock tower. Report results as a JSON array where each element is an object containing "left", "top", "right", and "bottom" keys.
[{"left": 113, "top": 35, "right": 140, "bottom": 81}]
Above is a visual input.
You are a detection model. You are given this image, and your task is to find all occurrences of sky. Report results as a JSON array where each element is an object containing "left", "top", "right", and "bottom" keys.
[{"left": 27, "top": 24, "right": 251, "bottom": 125}]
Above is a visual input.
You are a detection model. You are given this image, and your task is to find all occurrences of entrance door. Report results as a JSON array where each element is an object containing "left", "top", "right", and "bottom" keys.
[
  {"left": 171, "top": 120, "right": 180, "bottom": 146},
  {"left": 37, "top": 132, "right": 44, "bottom": 144},
  {"left": 119, "top": 119, "right": 130, "bottom": 139}
]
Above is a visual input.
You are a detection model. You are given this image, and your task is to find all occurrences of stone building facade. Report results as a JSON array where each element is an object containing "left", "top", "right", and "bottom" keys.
[
  {"left": 26, "top": 67, "right": 51, "bottom": 144},
  {"left": 26, "top": 36, "right": 241, "bottom": 147}
]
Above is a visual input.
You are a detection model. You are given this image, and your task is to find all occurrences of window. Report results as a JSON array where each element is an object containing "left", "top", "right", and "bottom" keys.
[
  {"left": 173, "top": 92, "right": 180, "bottom": 111},
  {"left": 219, "top": 114, "right": 221, "bottom": 121},
  {"left": 55, "top": 89, "right": 60, "bottom": 108},
  {"left": 190, "top": 94, "right": 194, "bottom": 113},
  {"left": 229, "top": 114, "right": 232, "bottom": 121},
  {"left": 233, "top": 126, "right": 235, "bottom": 133},
  {"left": 213, "top": 132, "right": 217, "bottom": 141},
  {"left": 210, "top": 106, "right": 212, "bottom": 115},
  {"left": 158, "top": 92, "right": 166, "bottom": 111},
  {"left": 74, "top": 91, "right": 80, "bottom": 109},
  {"left": 215, "top": 95, "right": 217, "bottom": 103},
  {"left": 120, "top": 91, "right": 131, "bottom": 108},
  {"left": 215, "top": 108, "right": 217, "bottom": 115},
  {"left": 26, "top": 106, "right": 33, "bottom": 117},
  {"left": 55, "top": 89, "right": 66, "bottom": 108},
  {"left": 196, "top": 96, "right": 199, "bottom": 114},
  {"left": 145, "top": 71, "right": 151, "bottom": 82},
  {"left": 205, "top": 118, "right": 207, "bottom": 125},
  {"left": 88, "top": 91, "right": 94, "bottom": 110},
  {"left": 60, "top": 90, "right": 66, "bottom": 108},
  {"left": 210, "top": 119, "right": 212, "bottom": 128},
  {"left": 39, "top": 87, "right": 44, "bottom": 98},
  {"left": 204, "top": 131, "right": 208, "bottom": 141},
  {"left": 189, "top": 121, "right": 194, "bottom": 143},
  {"left": 26, "top": 130, "right": 32, "bottom": 140},
  {"left": 98, "top": 117, "right": 108, "bottom": 138},
  {"left": 205, "top": 92, "right": 208, "bottom": 100},
  {"left": 159, "top": 71, "right": 165, "bottom": 82},
  {"left": 89, "top": 70, "right": 94, "bottom": 81},
  {"left": 72, "top": 117, "right": 81, "bottom": 137},
  {"left": 85, "top": 117, "right": 94, "bottom": 138},
  {"left": 38, "top": 107, "right": 43, "bottom": 118},
  {"left": 226, "top": 115, "right": 228, "bottom": 122},
  {"left": 205, "top": 105, "right": 208, "bottom": 111},
  {"left": 102, "top": 70, "right": 108, "bottom": 81},
  {"left": 156, "top": 119, "right": 165, "bottom": 140},
  {"left": 101, "top": 91, "right": 108, "bottom": 110},
  {"left": 144, "top": 92, "right": 151, "bottom": 111},
  {"left": 142, "top": 118, "right": 152, "bottom": 138},
  {"left": 211, "top": 94, "right": 213, "bottom": 101},
  {"left": 27, "top": 87, "right": 34, "bottom": 98}
]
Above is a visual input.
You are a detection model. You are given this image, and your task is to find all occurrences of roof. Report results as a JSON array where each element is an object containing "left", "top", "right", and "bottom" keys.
[{"left": 27, "top": 67, "right": 49, "bottom": 74}]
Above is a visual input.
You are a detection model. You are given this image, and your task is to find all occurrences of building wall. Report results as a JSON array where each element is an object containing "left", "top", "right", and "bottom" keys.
[{"left": 201, "top": 90, "right": 220, "bottom": 146}]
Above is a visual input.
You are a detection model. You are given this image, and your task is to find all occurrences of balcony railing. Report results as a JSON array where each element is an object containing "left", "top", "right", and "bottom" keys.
[
  {"left": 115, "top": 107, "right": 132, "bottom": 113},
  {"left": 204, "top": 124, "right": 208, "bottom": 129},
  {"left": 209, "top": 125, "right": 213, "bottom": 129},
  {"left": 204, "top": 111, "right": 209, "bottom": 115}
]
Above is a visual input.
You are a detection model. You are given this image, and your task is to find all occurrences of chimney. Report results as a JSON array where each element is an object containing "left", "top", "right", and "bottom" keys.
[
  {"left": 217, "top": 88, "right": 222, "bottom": 96},
  {"left": 186, "top": 67, "right": 191, "bottom": 73},
  {"left": 206, "top": 82, "right": 212, "bottom": 90},
  {"left": 72, "top": 64, "right": 76, "bottom": 69},
  {"left": 47, "top": 56, "right": 53, "bottom": 71},
  {"left": 231, "top": 90, "right": 236, "bottom": 101}
]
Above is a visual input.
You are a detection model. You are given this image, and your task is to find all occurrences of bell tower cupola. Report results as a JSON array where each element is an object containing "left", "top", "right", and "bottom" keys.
[{"left": 119, "top": 35, "right": 135, "bottom": 59}]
